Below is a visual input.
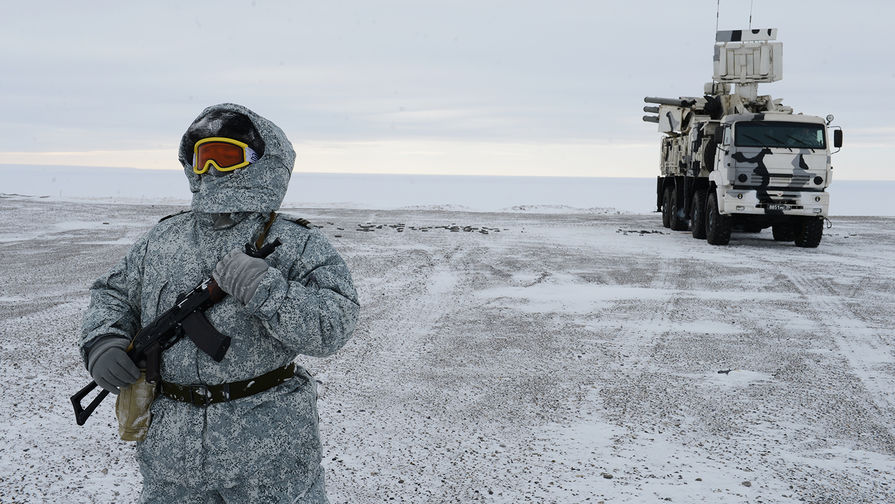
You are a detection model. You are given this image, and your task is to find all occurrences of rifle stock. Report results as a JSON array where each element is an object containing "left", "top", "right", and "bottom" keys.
[{"left": 71, "top": 381, "right": 109, "bottom": 426}]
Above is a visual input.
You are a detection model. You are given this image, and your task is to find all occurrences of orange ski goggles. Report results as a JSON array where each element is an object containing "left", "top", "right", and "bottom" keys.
[{"left": 192, "top": 137, "right": 259, "bottom": 174}]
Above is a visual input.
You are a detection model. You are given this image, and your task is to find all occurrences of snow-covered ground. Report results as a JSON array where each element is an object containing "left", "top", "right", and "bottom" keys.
[{"left": 1, "top": 193, "right": 894, "bottom": 503}]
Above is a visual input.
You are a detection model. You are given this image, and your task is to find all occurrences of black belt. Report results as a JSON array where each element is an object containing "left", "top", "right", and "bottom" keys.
[{"left": 160, "top": 362, "right": 297, "bottom": 406}]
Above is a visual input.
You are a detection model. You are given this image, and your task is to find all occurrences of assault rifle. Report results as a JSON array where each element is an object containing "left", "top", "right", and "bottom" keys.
[{"left": 70, "top": 239, "right": 282, "bottom": 425}]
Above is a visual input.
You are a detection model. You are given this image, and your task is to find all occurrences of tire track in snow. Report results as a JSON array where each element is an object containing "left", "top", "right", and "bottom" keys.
[
  {"left": 331, "top": 243, "right": 463, "bottom": 402},
  {"left": 589, "top": 249, "right": 685, "bottom": 429},
  {"left": 783, "top": 269, "right": 895, "bottom": 430}
]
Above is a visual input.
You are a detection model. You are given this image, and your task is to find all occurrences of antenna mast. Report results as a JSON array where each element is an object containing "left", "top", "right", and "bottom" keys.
[
  {"left": 715, "top": 0, "right": 720, "bottom": 33},
  {"left": 749, "top": 0, "right": 754, "bottom": 29}
]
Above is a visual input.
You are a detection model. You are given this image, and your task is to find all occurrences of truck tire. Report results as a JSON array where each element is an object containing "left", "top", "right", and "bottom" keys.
[
  {"left": 772, "top": 224, "right": 795, "bottom": 241},
  {"left": 794, "top": 217, "right": 823, "bottom": 248},
  {"left": 691, "top": 188, "right": 707, "bottom": 239},
  {"left": 661, "top": 185, "right": 672, "bottom": 228},
  {"left": 670, "top": 186, "right": 688, "bottom": 231},
  {"left": 706, "top": 191, "right": 731, "bottom": 245}
]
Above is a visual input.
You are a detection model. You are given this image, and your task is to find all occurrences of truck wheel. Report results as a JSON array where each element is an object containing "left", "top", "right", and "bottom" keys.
[
  {"left": 794, "top": 217, "right": 823, "bottom": 248},
  {"left": 691, "top": 189, "right": 707, "bottom": 239},
  {"left": 661, "top": 186, "right": 672, "bottom": 228},
  {"left": 670, "top": 186, "right": 688, "bottom": 231},
  {"left": 772, "top": 224, "right": 795, "bottom": 241},
  {"left": 706, "top": 191, "right": 731, "bottom": 245}
]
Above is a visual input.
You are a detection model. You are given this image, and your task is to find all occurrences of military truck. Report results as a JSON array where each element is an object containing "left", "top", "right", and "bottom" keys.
[{"left": 643, "top": 29, "right": 843, "bottom": 247}]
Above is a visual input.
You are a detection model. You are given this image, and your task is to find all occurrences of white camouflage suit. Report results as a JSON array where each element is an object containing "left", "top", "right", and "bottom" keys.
[{"left": 79, "top": 103, "right": 359, "bottom": 503}]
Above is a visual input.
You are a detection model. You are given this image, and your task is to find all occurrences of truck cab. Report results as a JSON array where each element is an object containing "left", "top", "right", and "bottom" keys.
[{"left": 712, "top": 113, "right": 833, "bottom": 218}]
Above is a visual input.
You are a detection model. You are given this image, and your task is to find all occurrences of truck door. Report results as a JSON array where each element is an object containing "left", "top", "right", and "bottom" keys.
[{"left": 715, "top": 125, "right": 731, "bottom": 172}]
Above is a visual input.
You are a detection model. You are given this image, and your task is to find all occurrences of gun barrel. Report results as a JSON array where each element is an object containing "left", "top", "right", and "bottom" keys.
[
  {"left": 643, "top": 115, "right": 660, "bottom": 123},
  {"left": 644, "top": 96, "right": 695, "bottom": 107},
  {"left": 643, "top": 106, "right": 659, "bottom": 113}
]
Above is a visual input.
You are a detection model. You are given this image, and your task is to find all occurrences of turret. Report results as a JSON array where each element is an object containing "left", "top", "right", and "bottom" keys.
[
  {"left": 713, "top": 29, "right": 782, "bottom": 101},
  {"left": 642, "top": 28, "right": 791, "bottom": 132}
]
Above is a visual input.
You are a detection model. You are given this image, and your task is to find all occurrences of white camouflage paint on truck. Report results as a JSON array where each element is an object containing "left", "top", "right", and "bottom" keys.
[{"left": 642, "top": 29, "right": 842, "bottom": 247}]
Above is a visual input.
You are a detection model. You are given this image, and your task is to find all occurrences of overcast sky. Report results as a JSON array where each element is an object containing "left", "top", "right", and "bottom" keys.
[{"left": 1, "top": 0, "right": 892, "bottom": 179}]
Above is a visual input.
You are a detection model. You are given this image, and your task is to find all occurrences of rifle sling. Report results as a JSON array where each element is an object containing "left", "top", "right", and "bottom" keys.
[{"left": 255, "top": 211, "right": 278, "bottom": 250}]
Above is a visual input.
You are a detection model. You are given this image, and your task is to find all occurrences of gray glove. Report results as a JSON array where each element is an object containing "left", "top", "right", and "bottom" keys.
[
  {"left": 87, "top": 336, "right": 140, "bottom": 395},
  {"left": 213, "top": 247, "right": 269, "bottom": 305}
]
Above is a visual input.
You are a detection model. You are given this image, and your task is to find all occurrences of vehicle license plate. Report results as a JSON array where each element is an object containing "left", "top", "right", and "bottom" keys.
[{"left": 768, "top": 204, "right": 790, "bottom": 211}]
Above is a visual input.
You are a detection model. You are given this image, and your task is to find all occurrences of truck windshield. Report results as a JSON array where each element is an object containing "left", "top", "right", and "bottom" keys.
[{"left": 734, "top": 122, "right": 826, "bottom": 149}]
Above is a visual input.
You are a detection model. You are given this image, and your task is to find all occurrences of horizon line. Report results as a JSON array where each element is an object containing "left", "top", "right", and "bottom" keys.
[{"left": 1, "top": 164, "right": 893, "bottom": 182}]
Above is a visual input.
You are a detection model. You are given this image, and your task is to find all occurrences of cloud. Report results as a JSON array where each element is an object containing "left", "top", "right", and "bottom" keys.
[
  {"left": 0, "top": 139, "right": 660, "bottom": 178},
  {"left": 0, "top": 1, "right": 892, "bottom": 179},
  {"left": 0, "top": 150, "right": 176, "bottom": 171}
]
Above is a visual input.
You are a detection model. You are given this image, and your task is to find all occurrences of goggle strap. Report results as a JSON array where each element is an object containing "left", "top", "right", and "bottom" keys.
[{"left": 245, "top": 146, "right": 259, "bottom": 164}]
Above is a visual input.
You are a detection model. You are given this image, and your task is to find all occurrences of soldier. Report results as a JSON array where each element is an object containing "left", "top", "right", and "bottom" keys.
[{"left": 79, "top": 103, "right": 359, "bottom": 503}]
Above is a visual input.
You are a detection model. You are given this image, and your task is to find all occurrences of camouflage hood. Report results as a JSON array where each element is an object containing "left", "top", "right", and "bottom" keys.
[{"left": 178, "top": 103, "right": 295, "bottom": 213}]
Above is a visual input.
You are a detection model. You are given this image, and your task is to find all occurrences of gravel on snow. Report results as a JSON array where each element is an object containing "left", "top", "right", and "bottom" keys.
[{"left": 1, "top": 195, "right": 893, "bottom": 503}]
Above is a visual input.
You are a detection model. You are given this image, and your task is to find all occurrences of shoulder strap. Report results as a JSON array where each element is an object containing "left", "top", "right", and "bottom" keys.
[
  {"left": 254, "top": 211, "right": 278, "bottom": 250},
  {"left": 293, "top": 217, "right": 312, "bottom": 228},
  {"left": 158, "top": 210, "right": 190, "bottom": 223}
]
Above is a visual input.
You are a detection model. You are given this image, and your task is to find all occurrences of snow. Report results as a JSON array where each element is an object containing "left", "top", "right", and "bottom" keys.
[{"left": 1, "top": 177, "right": 895, "bottom": 502}]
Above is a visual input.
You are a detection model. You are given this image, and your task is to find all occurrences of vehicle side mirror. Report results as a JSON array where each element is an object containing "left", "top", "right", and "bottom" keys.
[{"left": 833, "top": 129, "right": 843, "bottom": 148}]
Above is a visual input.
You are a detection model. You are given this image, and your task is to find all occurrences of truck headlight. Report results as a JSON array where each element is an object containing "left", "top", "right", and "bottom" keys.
[{"left": 813, "top": 208, "right": 823, "bottom": 213}]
